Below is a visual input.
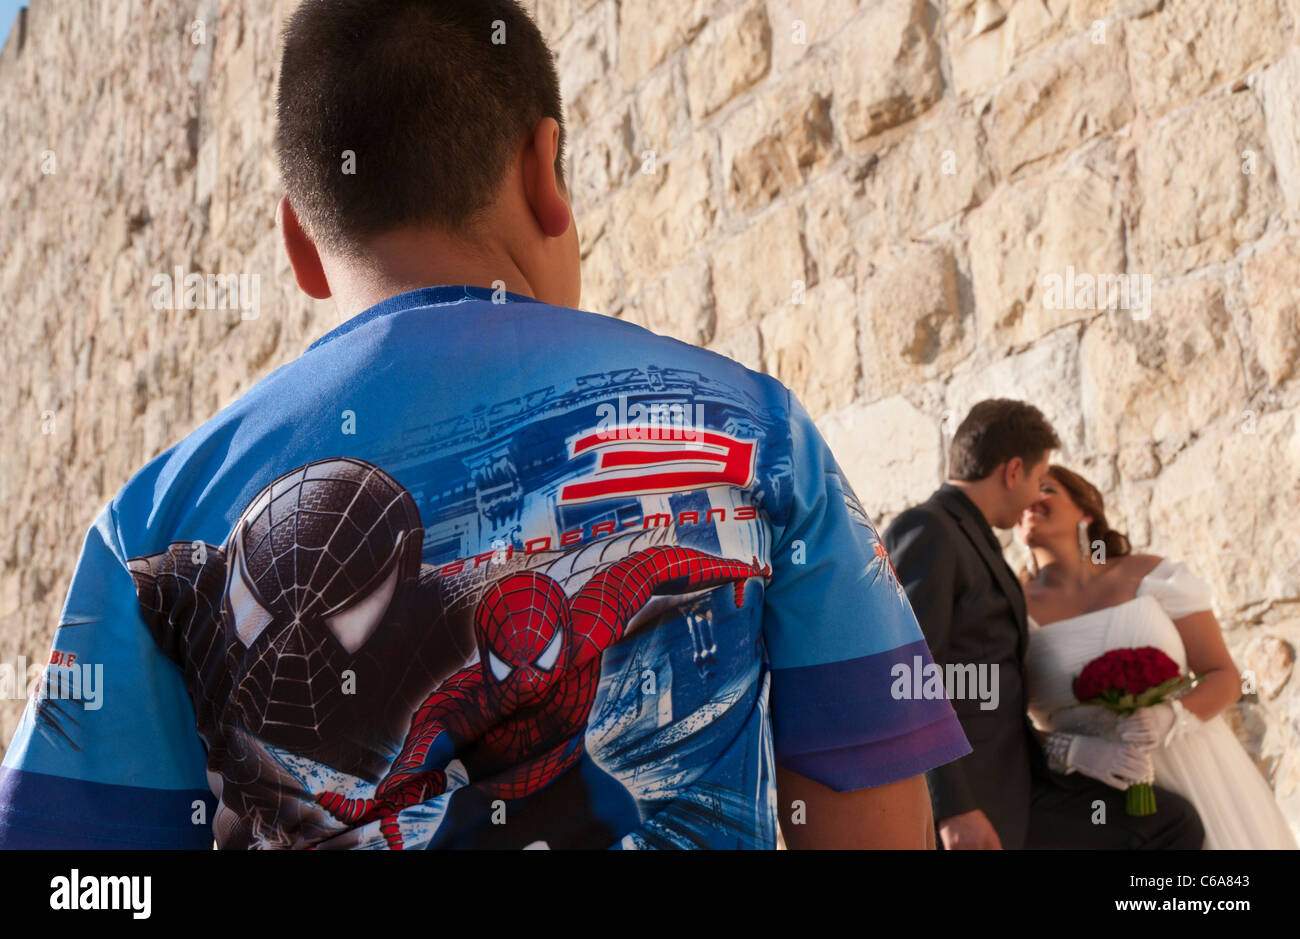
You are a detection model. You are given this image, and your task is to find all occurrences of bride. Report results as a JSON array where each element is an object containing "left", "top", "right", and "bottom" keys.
[{"left": 1015, "top": 464, "right": 1297, "bottom": 850}]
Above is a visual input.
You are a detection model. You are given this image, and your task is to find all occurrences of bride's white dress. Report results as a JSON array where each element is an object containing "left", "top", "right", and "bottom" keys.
[{"left": 1025, "top": 558, "right": 1297, "bottom": 850}]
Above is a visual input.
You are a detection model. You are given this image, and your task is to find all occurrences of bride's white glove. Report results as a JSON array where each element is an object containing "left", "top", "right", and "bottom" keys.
[
  {"left": 1116, "top": 701, "right": 1189, "bottom": 750},
  {"left": 1061, "top": 735, "right": 1155, "bottom": 790}
]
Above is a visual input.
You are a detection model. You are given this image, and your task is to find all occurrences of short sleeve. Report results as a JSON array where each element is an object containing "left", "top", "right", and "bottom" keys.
[
  {"left": 0, "top": 503, "right": 215, "bottom": 848},
  {"left": 1138, "top": 559, "right": 1215, "bottom": 621},
  {"left": 761, "top": 392, "right": 971, "bottom": 792}
]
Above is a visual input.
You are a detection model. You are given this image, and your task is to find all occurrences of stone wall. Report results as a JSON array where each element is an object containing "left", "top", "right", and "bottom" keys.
[{"left": 1, "top": 0, "right": 1297, "bottom": 836}]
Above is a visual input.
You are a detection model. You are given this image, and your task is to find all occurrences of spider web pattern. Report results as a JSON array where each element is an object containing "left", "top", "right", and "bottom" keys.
[
  {"left": 476, "top": 572, "right": 569, "bottom": 687},
  {"left": 128, "top": 543, "right": 233, "bottom": 750},
  {"left": 229, "top": 459, "right": 427, "bottom": 752},
  {"left": 244, "top": 458, "right": 419, "bottom": 621}
]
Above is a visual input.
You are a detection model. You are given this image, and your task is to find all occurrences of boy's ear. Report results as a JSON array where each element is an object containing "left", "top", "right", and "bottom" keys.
[
  {"left": 277, "top": 196, "right": 332, "bottom": 300},
  {"left": 525, "top": 118, "right": 572, "bottom": 239}
]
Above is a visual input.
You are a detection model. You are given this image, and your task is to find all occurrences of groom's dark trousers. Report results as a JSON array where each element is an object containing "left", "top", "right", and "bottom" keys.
[{"left": 884, "top": 483, "right": 1204, "bottom": 849}]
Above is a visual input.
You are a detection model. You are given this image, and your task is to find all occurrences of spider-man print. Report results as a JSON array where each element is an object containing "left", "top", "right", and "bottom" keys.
[
  {"left": 315, "top": 545, "right": 771, "bottom": 849},
  {"left": 118, "top": 456, "right": 770, "bottom": 848},
  {"left": 122, "top": 458, "right": 478, "bottom": 848}
]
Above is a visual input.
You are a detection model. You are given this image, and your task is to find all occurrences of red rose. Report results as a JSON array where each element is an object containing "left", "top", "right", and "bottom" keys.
[{"left": 1073, "top": 647, "right": 1182, "bottom": 702}]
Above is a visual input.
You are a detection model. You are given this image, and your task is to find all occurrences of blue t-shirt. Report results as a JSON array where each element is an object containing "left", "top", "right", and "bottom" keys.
[{"left": 0, "top": 285, "right": 969, "bottom": 849}]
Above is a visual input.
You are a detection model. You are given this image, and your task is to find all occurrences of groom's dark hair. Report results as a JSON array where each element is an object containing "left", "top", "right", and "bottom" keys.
[
  {"left": 275, "top": 0, "right": 567, "bottom": 256},
  {"left": 948, "top": 399, "right": 1061, "bottom": 481}
]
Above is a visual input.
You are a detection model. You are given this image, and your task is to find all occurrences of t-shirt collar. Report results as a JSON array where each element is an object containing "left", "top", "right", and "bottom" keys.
[{"left": 306, "top": 284, "right": 537, "bottom": 352}]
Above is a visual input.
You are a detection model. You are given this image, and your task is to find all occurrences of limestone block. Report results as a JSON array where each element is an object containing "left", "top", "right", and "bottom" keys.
[
  {"left": 968, "top": 157, "right": 1124, "bottom": 349},
  {"left": 945, "top": 325, "right": 1085, "bottom": 453},
  {"left": 988, "top": 28, "right": 1134, "bottom": 179},
  {"left": 1242, "top": 237, "right": 1300, "bottom": 388},
  {"left": 1079, "top": 278, "right": 1246, "bottom": 451},
  {"left": 1259, "top": 50, "right": 1300, "bottom": 220},
  {"left": 618, "top": 0, "right": 709, "bottom": 87},
  {"left": 1116, "top": 441, "right": 1160, "bottom": 481},
  {"left": 858, "top": 243, "right": 971, "bottom": 399},
  {"left": 834, "top": 0, "right": 942, "bottom": 145},
  {"left": 765, "top": 0, "right": 863, "bottom": 73},
  {"left": 945, "top": 0, "right": 1138, "bottom": 100},
  {"left": 719, "top": 54, "right": 835, "bottom": 215},
  {"left": 636, "top": 256, "right": 715, "bottom": 346},
  {"left": 683, "top": 0, "right": 772, "bottom": 122},
  {"left": 876, "top": 103, "right": 994, "bottom": 238},
  {"left": 1132, "top": 91, "right": 1279, "bottom": 278},
  {"left": 709, "top": 201, "right": 805, "bottom": 334},
  {"left": 707, "top": 323, "right": 763, "bottom": 373},
  {"left": 615, "top": 132, "right": 719, "bottom": 297},
  {"left": 635, "top": 63, "right": 689, "bottom": 156},
  {"left": 803, "top": 167, "right": 879, "bottom": 284},
  {"left": 1244, "top": 634, "right": 1295, "bottom": 700},
  {"left": 759, "top": 275, "right": 859, "bottom": 414},
  {"left": 578, "top": 204, "right": 622, "bottom": 315},
  {"left": 570, "top": 105, "right": 636, "bottom": 212},
  {"left": 535, "top": 0, "right": 575, "bottom": 42},
  {"left": 556, "top": 1, "right": 620, "bottom": 126},
  {"left": 1127, "top": 0, "right": 1288, "bottom": 117},
  {"left": 1148, "top": 412, "right": 1300, "bottom": 614},
  {"left": 817, "top": 394, "right": 944, "bottom": 520}
]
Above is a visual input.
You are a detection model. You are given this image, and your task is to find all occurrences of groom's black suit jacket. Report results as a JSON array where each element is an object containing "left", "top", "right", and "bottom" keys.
[{"left": 883, "top": 483, "right": 1049, "bottom": 849}]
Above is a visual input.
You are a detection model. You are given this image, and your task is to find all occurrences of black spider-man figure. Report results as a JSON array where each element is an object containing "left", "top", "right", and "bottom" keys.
[
  {"left": 315, "top": 545, "right": 771, "bottom": 849},
  {"left": 125, "top": 458, "right": 475, "bottom": 847}
]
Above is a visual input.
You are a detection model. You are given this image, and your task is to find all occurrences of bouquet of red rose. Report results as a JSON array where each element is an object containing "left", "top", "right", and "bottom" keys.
[{"left": 1063, "top": 646, "right": 1197, "bottom": 816}]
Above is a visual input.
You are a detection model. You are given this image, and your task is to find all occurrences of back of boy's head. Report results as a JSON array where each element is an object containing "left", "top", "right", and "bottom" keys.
[{"left": 276, "top": 0, "right": 567, "bottom": 258}]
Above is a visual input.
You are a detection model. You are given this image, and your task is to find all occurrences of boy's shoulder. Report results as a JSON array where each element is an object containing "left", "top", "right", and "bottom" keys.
[
  {"left": 506, "top": 300, "right": 790, "bottom": 399},
  {"left": 106, "top": 293, "right": 799, "bottom": 554}
]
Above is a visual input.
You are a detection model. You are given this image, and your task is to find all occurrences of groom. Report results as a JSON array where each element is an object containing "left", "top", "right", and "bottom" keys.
[{"left": 883, "top": 399, "right": 1204, "bottom": 849}]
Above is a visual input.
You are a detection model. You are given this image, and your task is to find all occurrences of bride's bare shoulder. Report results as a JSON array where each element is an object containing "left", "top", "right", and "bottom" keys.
[{"left": 1118, "top": 553, "right": 1165, "bottom": 579}]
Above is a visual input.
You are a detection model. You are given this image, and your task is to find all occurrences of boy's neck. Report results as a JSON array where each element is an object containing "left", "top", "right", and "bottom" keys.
[{"left": 322, "top": 227, "right": 539, "bottom": 321}]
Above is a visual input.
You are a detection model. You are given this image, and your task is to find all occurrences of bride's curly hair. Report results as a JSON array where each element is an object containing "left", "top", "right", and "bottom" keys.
[{"left": 1018, "top": 465, "right": 1132, "bottom": 582}]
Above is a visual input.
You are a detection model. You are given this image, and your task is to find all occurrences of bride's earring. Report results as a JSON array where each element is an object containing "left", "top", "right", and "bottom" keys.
[
  {"left": 1077, "top": 520, "right": 1091, "bottom": 563},
  {"left": 1027, "top": 548, "right": 1039, "bottom": 576}
]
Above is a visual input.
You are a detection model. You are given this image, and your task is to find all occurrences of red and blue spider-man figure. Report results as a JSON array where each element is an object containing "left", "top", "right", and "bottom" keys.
[{"left": 315, "top": 544, "right": 770, "bottom": 848}]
